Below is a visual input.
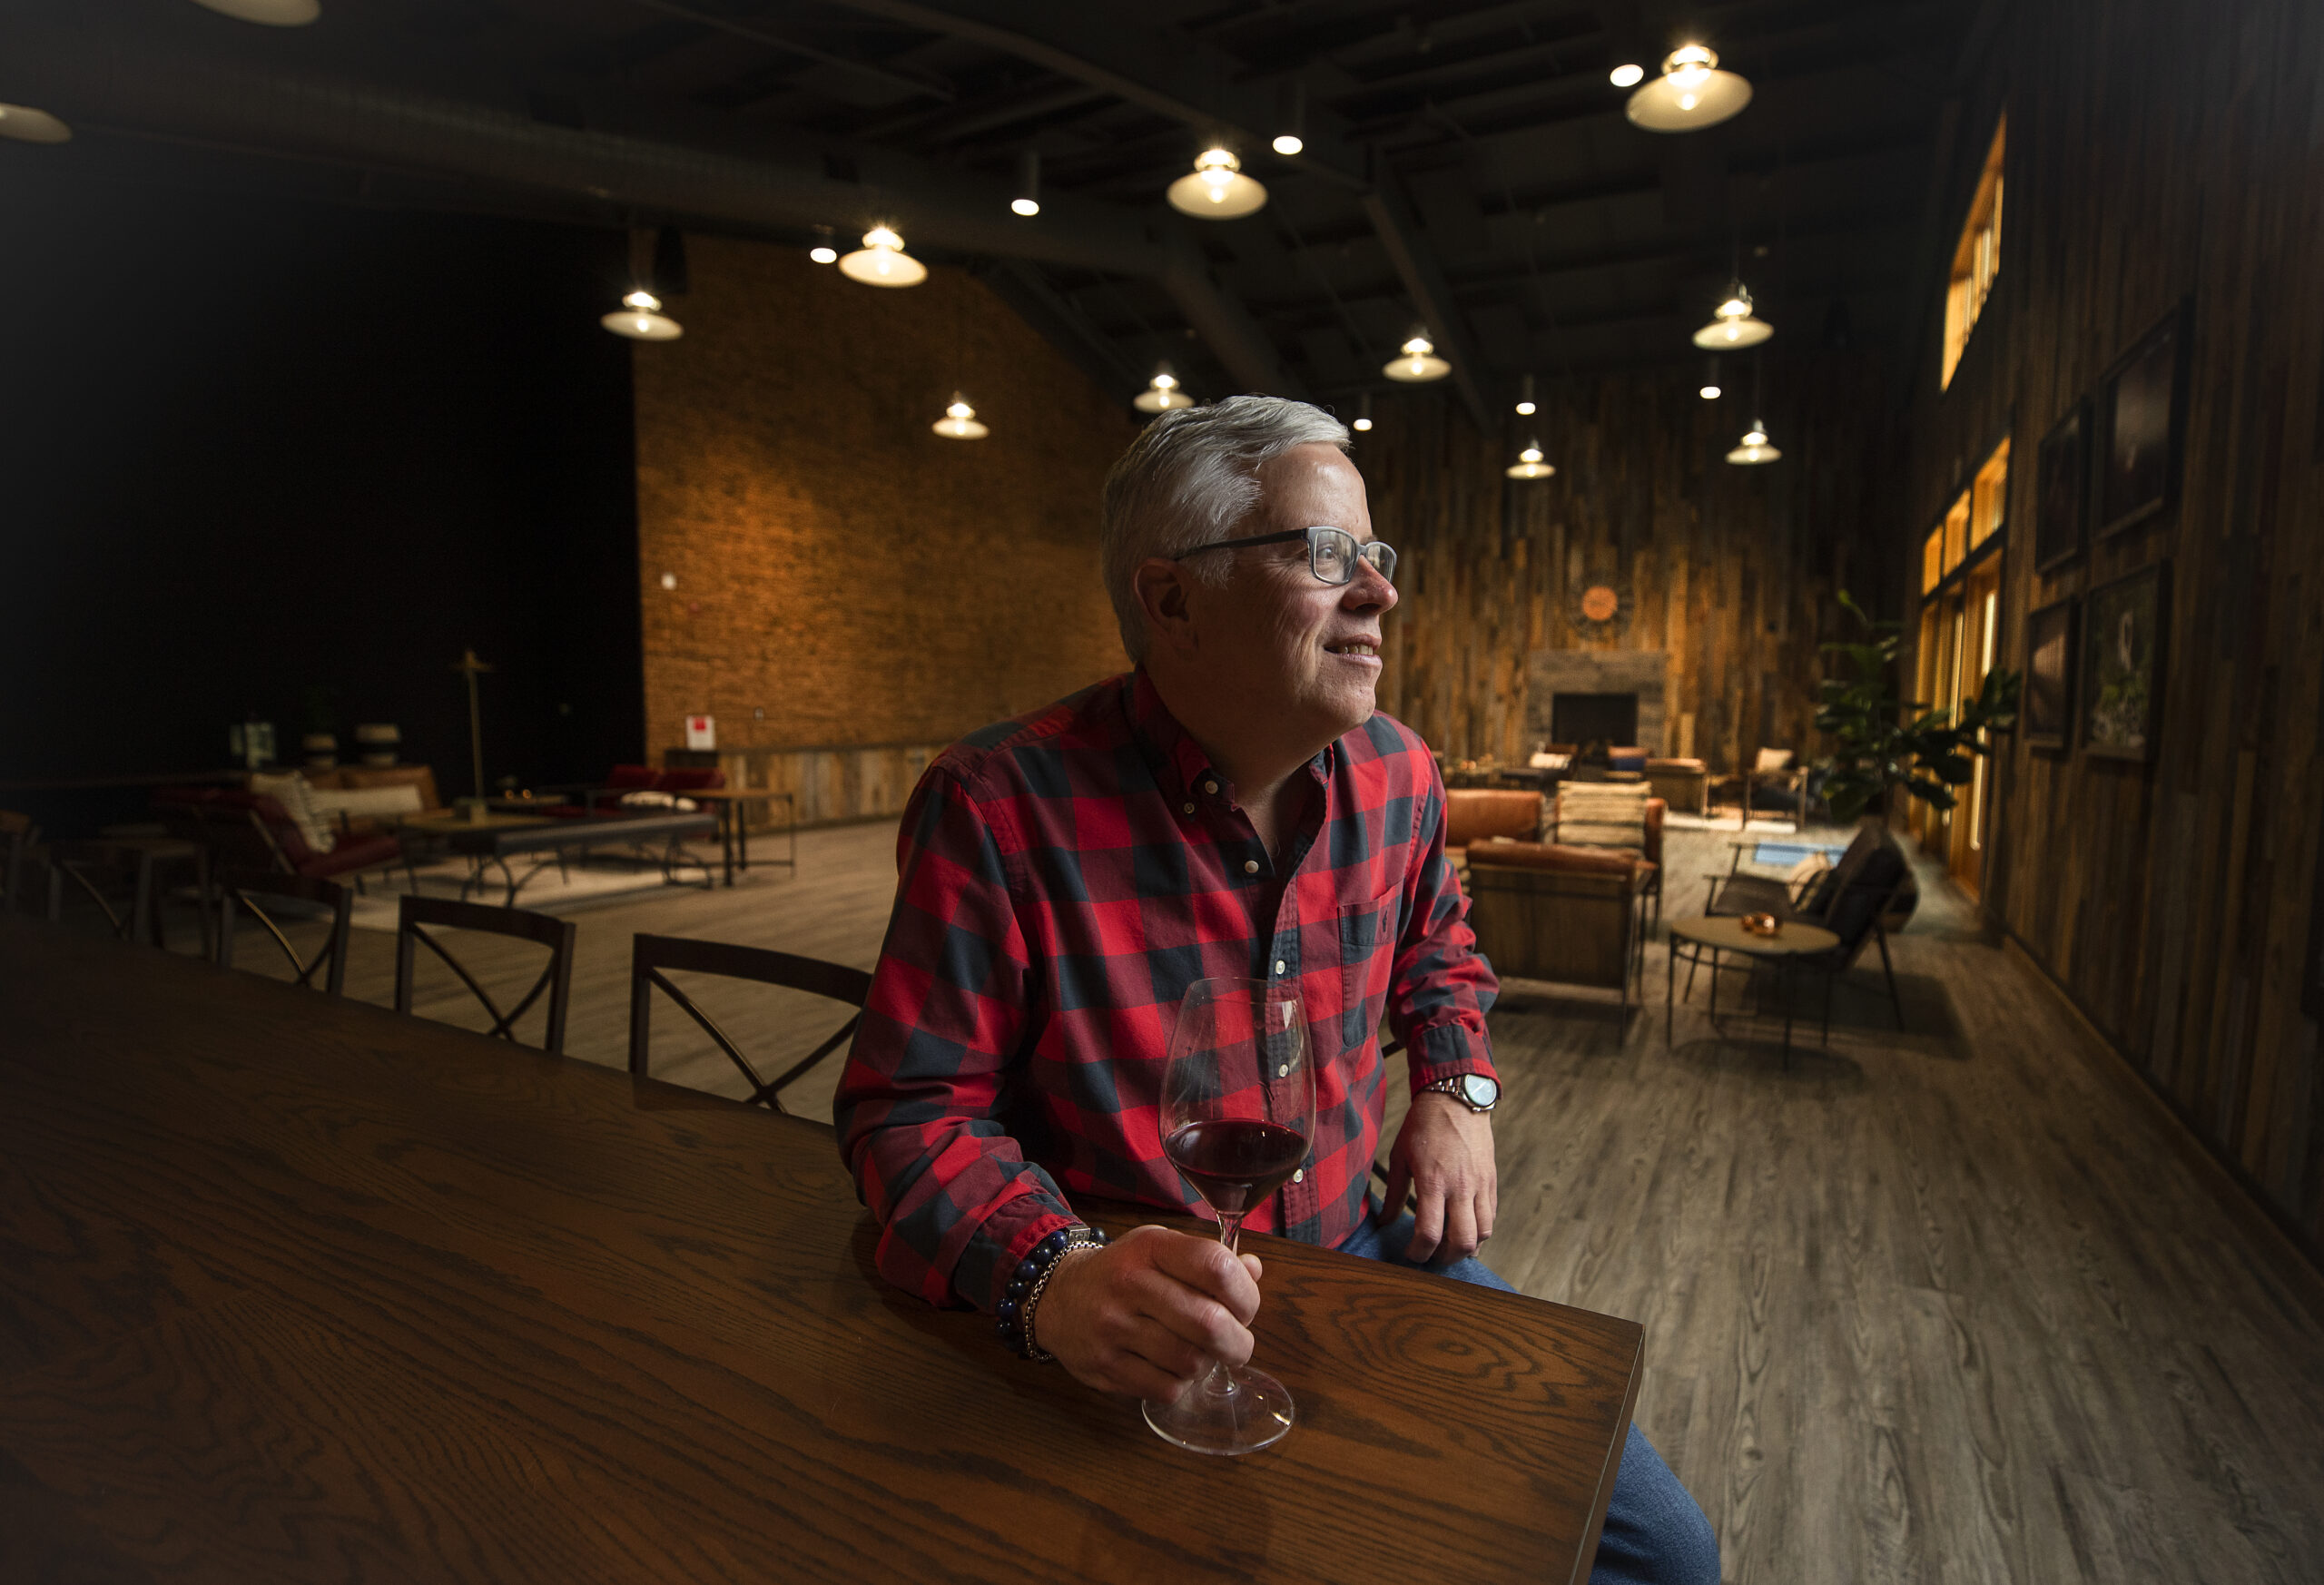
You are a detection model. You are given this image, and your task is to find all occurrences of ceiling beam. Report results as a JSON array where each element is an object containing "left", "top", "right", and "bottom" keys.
[
  {"left": 619, "top": 0, "right": 956, "bottom": 103},
  {"left": 814, "top": 0, "right": 1495, "bottom": 428}
]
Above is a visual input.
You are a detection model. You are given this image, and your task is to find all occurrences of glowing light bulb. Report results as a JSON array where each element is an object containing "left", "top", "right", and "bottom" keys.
[
  {"left": 1153, "top": 372, "right": 1177, "bottom": 389},
  {"left": 1515, "top": 399, "right": 1536, "bottom": 416},
  {"left": 1354, "top": 417, "right": 1373, "bottom": 431},
  {"left": 1011, "top": 198, "right": 1040, "bottom": 217},
  {"left": 1521, "top": 447, "right": 1543, "bottom": 464},
  {"left": 1273, "top": 133, "right": 1304, "bottom": 155},
  {"left": 624, "top": 290, "right": 660, "bottom": 311},
  {"left": 947, "top": 399, "right": 972, "bottom": 420},
  {"left": 1700, "top": 384, "right": 1722, "bottom": 400},
  {"left": 810, "top": 246, "right": 838, "bottom": 263},
  {"left": 1610, "top": 63, "right": 1644, "bottom": 88},
  {"left": 1668, "top": 45, "right": 1715, "bottom": 92}
]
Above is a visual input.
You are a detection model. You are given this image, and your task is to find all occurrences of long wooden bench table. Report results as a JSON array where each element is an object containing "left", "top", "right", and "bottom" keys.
[{"left": 0, "top": 923, "right": 1642, "bottom": 1584}]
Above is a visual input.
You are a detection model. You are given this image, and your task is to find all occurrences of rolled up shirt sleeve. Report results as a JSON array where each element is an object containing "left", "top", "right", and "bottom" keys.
[
  {"left": 1387, "top": 772, "right": 1502, "bottom": 1093},
  {"left": 833, "top": 765, "right": 1078, "bottom": 1313}
]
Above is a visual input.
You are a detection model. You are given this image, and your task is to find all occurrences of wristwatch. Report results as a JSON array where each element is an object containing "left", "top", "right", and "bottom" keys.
[{"left": 1423, "top": 1073, "right": 1500, "bottom": 1113}]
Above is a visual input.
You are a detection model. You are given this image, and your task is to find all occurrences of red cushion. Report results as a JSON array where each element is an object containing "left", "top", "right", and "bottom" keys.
[
  {"left": 606, "top": 765, "right": 661, "bottom": 791},
  {"left": 656, "top": 768, "right": 726, "bottom": 793},
  {"left": 298, "top": 833, "right": 402, "bottom": 879}
]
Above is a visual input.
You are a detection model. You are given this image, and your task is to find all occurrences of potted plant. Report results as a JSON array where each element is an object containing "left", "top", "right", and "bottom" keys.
[{"left": 1815, "top": 593, "right": 2019, "bottom": 826}]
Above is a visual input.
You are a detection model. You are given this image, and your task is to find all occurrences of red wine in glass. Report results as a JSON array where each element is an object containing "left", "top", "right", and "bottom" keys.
[{"left": 1141, "top": 977, "right": 1315, "bottom": 1457}]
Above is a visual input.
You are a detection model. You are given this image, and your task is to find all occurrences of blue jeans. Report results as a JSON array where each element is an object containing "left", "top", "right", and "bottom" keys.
[{"left": 1336, "top": 1206, "right": 1721, "bottom": 1585}]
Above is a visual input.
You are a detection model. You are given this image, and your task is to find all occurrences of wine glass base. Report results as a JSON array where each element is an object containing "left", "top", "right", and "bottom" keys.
[{"left": 1141, "top": 1365, "right": 1295, "bottom": 1456}]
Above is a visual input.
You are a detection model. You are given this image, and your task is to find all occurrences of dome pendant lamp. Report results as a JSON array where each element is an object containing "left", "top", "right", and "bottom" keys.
[
  {"left": 1692, "top": 281, "right": 1773, "bottom": 349},
  {"left": 1626, "top": 44, "right": 1752, "bottom": 133},
  {"left": 1384, "top": 332, "right": 1451, "bottom": 383},
  {"left": 0, "top": 103, "right": 73, "bottom": 143},
  {"left": 1726, "top": 419, "right": 1781, "bottom": 466},
  {"left": 933, "top": 393, "right": 989, "bottom": 439},
  {"left": 839, "top": 226, "right": 928, "bottom": 288},
  {"left": 1134, "top": 363, "right": 1194, "bottom": 413},
  {"left": 602, "top": 289, "right": 682, "bottom": 341},
  {"left": 1506, "top": 441, "right": 1555, "bottom": 480},
  {"left": 1167, "top": 148, "right": 1268, "bottom": 219}
]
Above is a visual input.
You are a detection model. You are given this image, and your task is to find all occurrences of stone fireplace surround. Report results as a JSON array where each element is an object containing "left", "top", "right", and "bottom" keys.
[{"left": 1524, "top": 651, "right": 1669, "bottom": 754}]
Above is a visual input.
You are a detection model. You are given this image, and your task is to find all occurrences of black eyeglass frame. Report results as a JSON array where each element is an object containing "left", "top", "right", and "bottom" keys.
[{"left": 1176, "top": 526, "right": 1397, "bottom": 587}]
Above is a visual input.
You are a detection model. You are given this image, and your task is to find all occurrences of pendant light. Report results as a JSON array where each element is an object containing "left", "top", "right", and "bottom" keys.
[
  {"left": 1692, "top": 281, "right": 1773, "bottom": 349},
  {"left": 1699, "top": 356, "right": 1723, "bottom": 400},
  {"left": 933, "top": 393, "right": 988, "bottom": 439},
  {"left": 1167, "top": 148, "right": 1268, "bottom": 219},
  {"left": 1383, "top": 333, "right": 1451, "bottom": 383},
  {"left": 1625, "top": 44, "right": 1752, "bottom": 133},
  {"left": 1514, "top": 373, "right": 1537, "bottom": 416},
  {"left": 1011, "top": 151, "right": 1041, "bottom": 217},
  {"left": 602, "top": 289, "right": 682, "bottom": 341},
  {"left": 1134, "top": 364, "right": 1194, "bottom": 413},
  {"left": 839, "top": 226, "right": 927, "bottom": 288},
  {"left": 1506, "top": 442, "right": 1554, "bottom": 480},
  {"left": 1726, "top": 419, "right": 1780, "bottom": 466},
  {"left": 0, "top": 103, "right": 72, "bottom": 143},
  {"left": 189, "top": 0, "right": 320, "bottom": 22},
  {"left": 1272, "top": 80, "right": 1306, "bottom": 156},
  {"left": 1352, "top": 392, "right": 1374, "bottom": 433}
]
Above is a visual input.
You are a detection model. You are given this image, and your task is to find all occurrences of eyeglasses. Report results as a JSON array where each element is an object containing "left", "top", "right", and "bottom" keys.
[{"left": 1178, "top": 526, "right": 1397, "bottom": 587}]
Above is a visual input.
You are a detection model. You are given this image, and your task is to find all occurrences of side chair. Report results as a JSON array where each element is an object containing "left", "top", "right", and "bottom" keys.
[
  {"left": 395, "top": 894, "right": 576, "bottom": 1054},
  {"left": 626, "top": 933, "right": 872, "bottom": 1121},
  {"left": 44, "top": 840, "right": 159, "bottom": 944},
  {"left": 214, "top": 867, "right": 353, "bottom": 996}
]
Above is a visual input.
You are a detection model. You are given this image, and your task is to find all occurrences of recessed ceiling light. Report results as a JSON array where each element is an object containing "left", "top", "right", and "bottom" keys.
[
  {"left": 0, "top": 103, "right": 72, "bottom": 143},
  {"left": 189, "top": 0, "right": 320, "bottom": 25}
]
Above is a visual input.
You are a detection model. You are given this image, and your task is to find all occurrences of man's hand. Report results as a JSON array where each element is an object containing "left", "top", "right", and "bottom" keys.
[
  {"left": 1033, "top": 1226, "right": 1265, "bottom": 1401},
  {"left": 1381, "top": 1089, "right": 1498, "bottom": 1264}
]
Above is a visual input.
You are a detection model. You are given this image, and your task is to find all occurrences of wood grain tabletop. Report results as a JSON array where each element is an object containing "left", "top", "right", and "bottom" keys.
[{"left": 0, "top": 922, "right": 1641, "bottom": 1585}]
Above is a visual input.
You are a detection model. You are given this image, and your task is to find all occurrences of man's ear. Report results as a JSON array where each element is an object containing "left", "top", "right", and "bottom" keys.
[{"left": 1133, "top": 557, "right": 1201, "bottom": 655}]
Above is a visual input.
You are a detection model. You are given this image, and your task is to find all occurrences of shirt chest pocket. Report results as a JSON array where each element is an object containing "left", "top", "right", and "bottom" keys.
[{"left": 1336, "top": 883, "right": 1402, "bottom": 1053}]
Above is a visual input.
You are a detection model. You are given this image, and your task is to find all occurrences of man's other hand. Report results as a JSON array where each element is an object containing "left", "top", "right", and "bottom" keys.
[
  {"left": 1382, "top": 1089, "right": 1498, "bottom": 1264},
  {"left": 1034, "top": 1226, "right": 1264, "bottom": 1401}
]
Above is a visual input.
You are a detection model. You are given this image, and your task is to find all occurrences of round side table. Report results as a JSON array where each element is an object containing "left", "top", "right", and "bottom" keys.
[{"left": 1667, "top": 915, "right": 1842, "bottom": 1064}]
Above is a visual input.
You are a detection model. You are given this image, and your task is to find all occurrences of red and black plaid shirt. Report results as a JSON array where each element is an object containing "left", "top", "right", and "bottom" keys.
[{"left": 835, "top": 669, "right": 1500, "bottom": 1313}]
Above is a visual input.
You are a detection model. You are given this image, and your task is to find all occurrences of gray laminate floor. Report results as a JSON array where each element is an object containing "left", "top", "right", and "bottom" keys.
[{"left": 115, "top": 818, "right": 2324, "bottom": 1585}]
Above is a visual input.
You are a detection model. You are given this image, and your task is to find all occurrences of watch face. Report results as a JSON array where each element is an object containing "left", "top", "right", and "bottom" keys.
[{"left": 1459, "top": 1074, "right": 1500, "bottom": 1108}]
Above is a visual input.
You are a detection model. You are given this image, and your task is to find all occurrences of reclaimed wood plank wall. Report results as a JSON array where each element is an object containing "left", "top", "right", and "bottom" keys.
[
  {"left": 1367, "top": 359, "right": 1897, "bottom": 777},
  {"left": 1906, "top": 0, "right": 2324, "bottom": 1258}
]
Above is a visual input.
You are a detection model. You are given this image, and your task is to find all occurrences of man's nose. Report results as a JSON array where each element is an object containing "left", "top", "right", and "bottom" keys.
[{"left": 1345, "top": 559, "right": 1397, "bottom": 612}]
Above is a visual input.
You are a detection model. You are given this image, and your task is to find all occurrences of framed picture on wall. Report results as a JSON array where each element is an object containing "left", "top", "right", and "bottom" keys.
[
  {"left": 2095, "top": 302, "right": 2190, "bottom": 540},
  {"left": 2023, "top": 597, "right": 2077, "bottom": 750},
  {"left": 2034, "top": 399, "right": 2089, "bottom": 570},
  {"left": 2081, "top": 562, "right": 2170, "bottom": 761}
]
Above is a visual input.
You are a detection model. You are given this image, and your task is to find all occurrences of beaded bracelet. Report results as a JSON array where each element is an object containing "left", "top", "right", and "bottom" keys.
[{"left": 993, "top": 1224, "right": 1109, "bottom": 1362}]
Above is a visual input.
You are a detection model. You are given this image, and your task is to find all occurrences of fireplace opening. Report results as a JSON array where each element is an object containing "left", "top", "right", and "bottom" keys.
[{"left": 1551, "top": 692, "right": 1639, "bottom": 748}]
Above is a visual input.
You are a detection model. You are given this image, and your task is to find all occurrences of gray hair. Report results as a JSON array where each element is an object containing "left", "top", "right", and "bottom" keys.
[{"left": 1100, "top": 395, "right": 1351, "bottom": 661}]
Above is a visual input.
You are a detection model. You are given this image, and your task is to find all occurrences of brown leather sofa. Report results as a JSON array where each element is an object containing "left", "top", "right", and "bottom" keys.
[
  {"left": 1444, "top": 788, "right": 1544, "bottom": 852},
  {"left": 1464, "top": 842, "right": 1652, "bottom": 1016}
]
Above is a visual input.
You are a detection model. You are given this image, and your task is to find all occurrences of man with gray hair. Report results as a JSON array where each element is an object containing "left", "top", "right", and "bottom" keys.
[{"left": 838, "top": 396, "right": 1716, "bottom": 1583}]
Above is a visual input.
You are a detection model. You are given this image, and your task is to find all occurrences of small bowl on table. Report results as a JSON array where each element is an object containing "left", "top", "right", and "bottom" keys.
[{"left": 1739, "top": 912, "right": 1783, "bottom": 938}]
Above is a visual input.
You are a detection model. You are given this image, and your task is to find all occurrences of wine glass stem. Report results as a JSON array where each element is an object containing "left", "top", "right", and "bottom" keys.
[{"left": 1204, "top": 1212, "right": 1246, "bottom": 1397}]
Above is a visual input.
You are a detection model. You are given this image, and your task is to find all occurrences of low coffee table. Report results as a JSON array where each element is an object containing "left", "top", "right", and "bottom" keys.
[
  {"left": 398, "top": 810, "right": 717, "bottom": 907},
  {"left": 1667, "top": 914, "right": 1841, "bottom": 1064}
]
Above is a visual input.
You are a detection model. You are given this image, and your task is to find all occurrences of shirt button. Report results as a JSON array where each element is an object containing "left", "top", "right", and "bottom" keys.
[
  {"left": 1244, "top": 859, "right": 1260, "bottom": 874},
  {"left": 1182, "top": 802, "right": 1195, "bottom": 814},
  {"left": 1274, "top": 960, "right": 1287, "bottom": 975},
  {"left": 1292, "top": 1168, "right": 1305, "bottom": 1184},
  {"left": 1204, "top": 780, "right": 1219, "bottom": 795}
]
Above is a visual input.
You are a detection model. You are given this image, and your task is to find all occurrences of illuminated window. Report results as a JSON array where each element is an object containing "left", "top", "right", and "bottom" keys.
[
  {"left": 1921, "top": 437, "right": 2010, "bottom": 593},
  {"left": 1941, "top": 117, "right": 2006, "bottom": 389},
  {"left": 1969, "top": 438, "right": 2010, "bottom": 548},
  {"left": 1923, "top": 525, "right": 1945, "bottom": 594}
]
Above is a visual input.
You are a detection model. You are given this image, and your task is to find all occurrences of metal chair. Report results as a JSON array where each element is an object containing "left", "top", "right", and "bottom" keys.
[
  {"left": 626, "top": 933, "right": 871, "bottom": 1121},
  {"left": 44, "top": 841, "right": 159, "bottom": 943},
  {"left": 395, "top": 895, "right": 576, "bottom": 1054},
  {"left": 214, "top": 867, "right": 352, "bottom": 995}
]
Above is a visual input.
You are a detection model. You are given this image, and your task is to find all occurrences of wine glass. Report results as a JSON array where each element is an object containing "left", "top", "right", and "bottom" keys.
[{"left": 1141, "top": 977, "right": 1315, "bottom": 1456}]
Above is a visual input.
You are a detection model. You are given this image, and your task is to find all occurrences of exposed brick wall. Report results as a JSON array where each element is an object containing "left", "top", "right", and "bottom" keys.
[{"left": 633, "top": 236, "right": 1134, "bottom": 758}]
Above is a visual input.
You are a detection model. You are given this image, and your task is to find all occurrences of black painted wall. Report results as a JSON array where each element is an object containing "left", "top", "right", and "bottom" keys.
[{"left": 0, "top": 168, "right": 643, "bottom": 832}]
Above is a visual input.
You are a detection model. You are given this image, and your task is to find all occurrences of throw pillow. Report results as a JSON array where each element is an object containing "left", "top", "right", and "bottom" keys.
[
  {"left": 1556, "top": 782, "right": 1650, "bottom": 851},
  {"left": 250, "top": 771, "right": 338, "bottom": 855}
]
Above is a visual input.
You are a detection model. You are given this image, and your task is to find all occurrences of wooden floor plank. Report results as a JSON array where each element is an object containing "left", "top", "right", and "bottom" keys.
[{"left": 77, "top": 815, "right": 2324, "bottom": 1584}]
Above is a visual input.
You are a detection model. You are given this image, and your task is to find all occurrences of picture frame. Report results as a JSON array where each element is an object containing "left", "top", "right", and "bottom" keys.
[
  {"left": 2022, "top": 597, "right": 2077, "bottom": 750},
  {"left": 2080, "top": 562, "right": 2170, "bottom": 762},
  {"left": 2094, "top": 301, "right": 2189, "bottom": 541},
  {"left": 2034, "top": 399, "right": 2089, "bottom": 571}
]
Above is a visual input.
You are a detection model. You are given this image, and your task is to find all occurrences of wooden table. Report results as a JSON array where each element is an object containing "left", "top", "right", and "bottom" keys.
[
  {"left": 395, "top": 810, "right": 717, "bottom": 906},
  {"left": 0, "top": 925, "right": 1644, "bottom": 1585},
  {"left": 689, "top": 787, "right": 798, "bottom": 886},
  {"left": 1667, "top": 914, "right": 1843, "bottom": 1063}
]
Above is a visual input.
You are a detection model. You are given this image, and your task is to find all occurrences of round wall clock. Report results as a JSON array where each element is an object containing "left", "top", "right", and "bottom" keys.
[{"left": 1567, "top": 573, "right": 1632, "bottom": 640}]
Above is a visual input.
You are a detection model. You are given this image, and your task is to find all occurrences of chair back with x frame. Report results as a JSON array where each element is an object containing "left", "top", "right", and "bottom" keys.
[
  {"left": 44, "top": 841, "right": 157, "bottom": 943},
  {"left": 214, "top": 867, "right": 353, "bottom": 996},
  {"left": 395, "top": 894, "right": 576, "bottom": 1054},
  {"left": 626, "top": 933, "right": 872, "bottom": 1120}
]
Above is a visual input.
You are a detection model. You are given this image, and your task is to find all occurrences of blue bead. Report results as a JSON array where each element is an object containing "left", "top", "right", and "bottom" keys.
[
  {"left": 1006, "top": 1278, "right": 1027, "bottom": 1300},
  {"left": 996, "top": 1299, "right": 1019, "bottom": 1324},
  {"left": 993, "top": 1316, "right": 1011, "bottom": 1339},
  {"left": 1013, "top": 1258, "right": 1038, "bottom": 1283},
  {"left": 1040, "top": 1230, "right": 1067, "bottom": 1253}
]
